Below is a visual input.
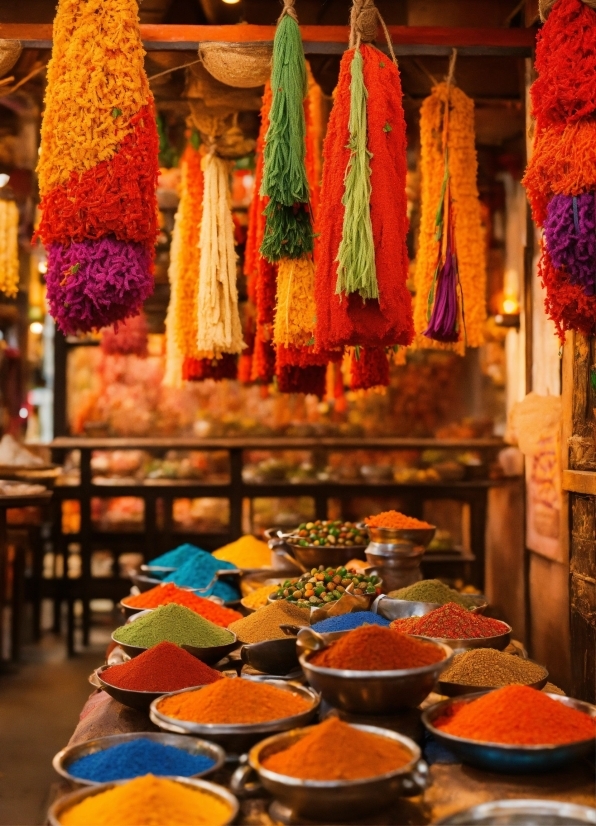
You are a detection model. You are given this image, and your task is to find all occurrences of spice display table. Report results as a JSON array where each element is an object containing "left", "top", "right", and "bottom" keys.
[{"left": 50, "top": 688, "right": 596, "bottom": 825}]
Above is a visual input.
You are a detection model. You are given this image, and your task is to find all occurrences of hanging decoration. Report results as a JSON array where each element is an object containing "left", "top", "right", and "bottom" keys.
[
  {"left": 349, "top": 347, "right": 390, "bottom": 392},
  {"left": 314, "top": 0, "right": 413, "bottom": 351},
  {"left": 37, "top": 0, "right": 158, "bottom": 334},
  {"left": 413, "top": 61, "right": 486, "bottom": 353},
  {"left": 0, "top": 196, "right": 19, "bottom": 298},
  {"left": 101, "top": 313, "right": 148, "bottom": 358},
  {"left": 523, "top": 0, "right": 596, "bottom": 339}
]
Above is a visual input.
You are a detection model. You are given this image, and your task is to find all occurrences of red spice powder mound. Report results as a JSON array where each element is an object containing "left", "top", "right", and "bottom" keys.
[
  {"left": 391, "top": 603, "right": 508, "bottom": 640},
  {"left": 315, "top": 45, "right": 413, "bottom": 350},
  {"left": 365, "top": 511, "right": 433, "bottom": 529},
  {"left": 124, "top": 583, "right": 242, "bottom": 627},
  {"left": 37, "top": 102, "right": 159, "bottom": 248},
  {"left": 434, "top": 684, "right": 596, "bottom": 746},
  {"left": 101, "top": 640, "right": 223, "bottom": 692},
  {"left": 311, "top": 625, "right": 444, "bottom": 671}
]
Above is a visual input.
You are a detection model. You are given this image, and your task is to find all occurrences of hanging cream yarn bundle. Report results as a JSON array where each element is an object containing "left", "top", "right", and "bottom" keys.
[
  {"left": 196, "top": 153, "right": 244, "bottom": 355},
  {"left": 0, "top": 200, "right": 19, "bottom": 298}
]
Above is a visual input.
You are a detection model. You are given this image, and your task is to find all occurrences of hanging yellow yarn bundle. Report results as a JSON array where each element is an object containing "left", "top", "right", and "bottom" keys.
[
  {"left": 413, "top": 82, "right": 486, "bottom": 354},
  {"left": 196, "top": 153, "right": 244, "bottom": 356},
  {"left": 0, "top": 200, "right": 19, "bottom": 298},
  {"left": 37, "top": 0, "right": 150, "bottom": 193},
  {"left": 163, "top": 200, "right": 184, "bottom": 388},
  {"left": 273, "top": 255, "right": 317, "bottom": 347}
]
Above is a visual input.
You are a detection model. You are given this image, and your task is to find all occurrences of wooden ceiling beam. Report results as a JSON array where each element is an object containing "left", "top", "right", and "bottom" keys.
[{"left": 0, "top": 23, "right": 535, "bottom": 56}]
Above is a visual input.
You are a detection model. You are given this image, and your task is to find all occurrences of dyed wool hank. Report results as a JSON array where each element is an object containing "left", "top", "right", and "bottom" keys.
[{"left": 0, "top": 199, "right": 19, "bottom": 298}]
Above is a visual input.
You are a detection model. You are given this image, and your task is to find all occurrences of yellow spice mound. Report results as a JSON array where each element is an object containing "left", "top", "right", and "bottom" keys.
[
  {"left": 213, "top": 535, "right": 271, "bottom": 568},
  {"left": 59, "top": 774, "right": 231, "bottom": 826}
]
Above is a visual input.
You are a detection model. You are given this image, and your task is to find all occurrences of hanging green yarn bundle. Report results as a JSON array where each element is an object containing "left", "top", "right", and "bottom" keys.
[
  {"left": 335, "top": 48, "right": 378, "bottom": 300},
  {"left": 260, "top": 11, "right": 314, "bottom": 261}
]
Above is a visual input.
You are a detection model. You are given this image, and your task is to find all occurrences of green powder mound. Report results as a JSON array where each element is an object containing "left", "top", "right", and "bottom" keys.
[
  {"left": 388, "top": 579, "right": 471, "bottom": 608},
  {"left": 113, "top": 603, "right": 234, "bottom": 648}
]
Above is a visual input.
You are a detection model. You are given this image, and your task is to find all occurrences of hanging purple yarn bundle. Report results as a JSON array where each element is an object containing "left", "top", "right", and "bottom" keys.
[
  {"left": 543, "top": 192, "right": 596, "bottom": 296},
  {"left": 46, "top": 236, "right": 153, "bottom": 335},
  {"left": 424, "top": 240, "right": 460, "bottom": 343}
]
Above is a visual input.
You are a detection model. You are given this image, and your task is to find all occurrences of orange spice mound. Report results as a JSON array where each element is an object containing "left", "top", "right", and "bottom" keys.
[
  {"left": 434, "top": 685, "right": 596, "bottom": 746},
  {"left": 311, "top": 625, "right": 444, "bottom": 671},
  {"left": 365, "top": 511, "right": 433, "bottom": 530},
  {"left": 124, "top": 583, "right": 241, "bottom": 627},
  {"left": 157, "top": 678, "right": 311, "bottom": 724},
  {"left": 262, "top": 717, "right": 412, "bottom": 781}
]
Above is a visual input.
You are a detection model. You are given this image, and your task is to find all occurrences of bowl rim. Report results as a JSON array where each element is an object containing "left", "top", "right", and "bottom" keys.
[
  {"left": 408, "top": 623, "right": 512, "bottom": 646},
  {"left": 47, "top": 775, "right": 239, "bottom": 826},
  {"left": 422, "top": 690, "right": 596, "bottom": 752},
  {"left": 94, "top": 664, "right": 219, "bottom": 697},
  {"left": 52, "top": 731, "right": 226, "bottom": 786},
  {"left": 299, "top": 640, "right": 453, "bottom": 679},
  {"left": 380, "top": 594, "right": 489, "bottom": 612},
  {"left": 248, "top": 722, "right": 422, "bottom": 788},
  {"left": 437, "top": 658, "right": 549, "bottom": 696},
  {"left": 111, "top": 618, "right": 237, "bottom": 654},
  {"left": 435, "top": 798, "right": 596, "bottom": 825},
  {"left": 150, "top": 680, "right": 320, "bottom": 734}
]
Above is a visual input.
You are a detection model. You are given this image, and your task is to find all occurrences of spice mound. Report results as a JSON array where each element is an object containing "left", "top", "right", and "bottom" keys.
[
  {"left": 391, "top": 603, "right": 508, "bottom": 640},
  {"left": 212, "top": 535, "right": 271, "bottom": 568},
  {"left": 389, "top": 579, "right": 471, "bottom": 609},
  {"left": 365, "top": 511, "right": 433, "bottom": 530},
  {"left": 112, "top": 604, "right": 235, "bottom": 650},
  {"left": 66, "top": 738, "right": 216, "bottom": 783},
  {"left": 152, "top": 544, "right": 240, "bottom": 601},
  {"left": 242, "top": 583, "right": 279, "bottom": 609},
  {"left": 311, "top": 625, "right": 445, "bottom": 671},
  {"left": 58, "top": 774, "right": 231, "bottom": 826},
  {"left": 101, "top": 641, "right": 223, "bottom": 693},
  {"left": 311, "top": 610, "right": 390, "bottom": 633},
  {"left": 440, "top": 649, "right": 547, "bottom": 689},
  {"left": 123, "top": 583, "right": 242, "bottom": 626},
  {"left": 158, "top": 678, "right": 312, "bottom": 725},
  {"left": 262, "top": 717, "right": 412, "bottom": 781},
  {"left": 228, "top": 600, "right": 309, "bottom": 643},
  {"left": 271, "top": 565, "right": 381, "bottom": 607},
  {"left": 434, "top": 685, "right": 596, "bottom": 746}
]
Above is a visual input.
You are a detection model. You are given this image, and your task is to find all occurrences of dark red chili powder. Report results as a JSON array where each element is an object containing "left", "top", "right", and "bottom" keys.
[
  {"left": 391, "top": 603, "right": 509, "bottom": 640},
  {"left": 101, "top": 641, "right": 223, "bottom": 692}
]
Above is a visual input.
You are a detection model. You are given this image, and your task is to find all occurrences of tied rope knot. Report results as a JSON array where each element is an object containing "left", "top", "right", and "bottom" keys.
[
  {"left": 539, "top": 0, "right": 596, "bottom": 19},
  {"left": 349, "top": 0, "right": 378, "bottom": 47},
  {"left": 278, "top": 0, "right": 298, "bottom": 23}
]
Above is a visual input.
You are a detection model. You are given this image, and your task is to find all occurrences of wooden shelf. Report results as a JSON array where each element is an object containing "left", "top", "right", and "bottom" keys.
[{"left": 563, "top": 469, "right": 596, "bottom": 495}]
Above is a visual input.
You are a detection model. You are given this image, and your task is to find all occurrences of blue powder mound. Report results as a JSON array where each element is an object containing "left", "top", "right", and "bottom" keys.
[
  {"left": 149, "top": 543, "right": 205, "bottom": 569},
  {"left": 67, "top": 738, "right": 216, "bottom": 782},
  {"left": 310, "top": 611, "right": 391, "bottom": 633},
  {"left": 162, "top": 549, "right": 240, "bottom": 601}
]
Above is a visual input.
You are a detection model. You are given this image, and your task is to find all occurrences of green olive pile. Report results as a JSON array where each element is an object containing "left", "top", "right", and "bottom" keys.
[
  {"left": 271, "top": 566, "right": 381, "bottom": 606},
  {"left": 290, "top": 520, "right": 368, "bottom": 547}
]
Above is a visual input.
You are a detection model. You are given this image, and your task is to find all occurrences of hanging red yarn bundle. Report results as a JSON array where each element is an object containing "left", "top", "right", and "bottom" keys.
[
  {"left": 315, "top": 44, "right": 413, "bottom": 350},
  {"left": 350, "top": 347, "right": 390, "bottom": 391},
  {"left": 183, "top": 354, "right": 238, "bottom": 382}
]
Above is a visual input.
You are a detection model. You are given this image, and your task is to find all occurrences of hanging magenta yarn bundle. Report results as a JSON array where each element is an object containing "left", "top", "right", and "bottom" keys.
[{"left": 523, "top": 0, "right": 596, "bottom": 338}]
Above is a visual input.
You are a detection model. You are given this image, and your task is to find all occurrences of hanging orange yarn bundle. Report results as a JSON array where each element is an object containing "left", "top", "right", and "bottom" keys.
[
  {"left": 413, "top": 81, "right": 486, "bottom": 353},
  {"left": 523, "top": 0, "right": 596, "bottom": 339},
  {"left": 315, "top": 42, "right": 413, "bottom": 351}
]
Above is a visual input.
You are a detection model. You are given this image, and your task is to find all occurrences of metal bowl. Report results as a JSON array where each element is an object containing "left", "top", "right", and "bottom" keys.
[
  {"left": 240, "top": 638, "right": 299, "bottom": 676},
  {"left": 436, "top": 799, "right": 596, "bottom": 825},
  {"left": 92, "top": 664, "right": 220, "bottom": 712},
  {"left": 411, "top": 623, "right": 512, "bottom": 653},
  {"left": 141, "top": 564, "right": 176, "bottom": 576},
  {"left": 119, "top": 590, "right": 226, "bottom": 619},
  {"left": 47, "top": 776, "right": 238, "bottom": 826},
  {"left": 149, "top": 680, "right": 320, "bottom": 755},
  {"left": 129, "top": 571, "right": 163, "bottom": 592},
  {"left": 422, "top": 691, "right": 596, "bottom": 773},
  {"left": 284, "top": 541, "right": 368, "bottom": 570},
  {"left": 376, "top": 594, "right": 489, "bottom": 622},
  {"left": 52, "top": 731, "right": 225, "bottom": 786},
  {"left": 364, "top": 523, "right": 437, "bottom": 548},
  {"left": 437, "top": 660, "right": 549, "bottom": 698},
  {"left": 299, "top": 641, "right": 452, "bottom": 714},
  {"left": 233, "top": 723, "right": 428, "bottom": 821}
]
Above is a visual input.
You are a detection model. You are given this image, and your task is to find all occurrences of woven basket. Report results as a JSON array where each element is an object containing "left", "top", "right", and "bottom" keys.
[
  {"left": 199, "top": 42, "right": 271, "bottom": 88},
  {"left": 0, "top": 40, "right": 21, "bottom": 78},
  {"left": 186, "top": 63, "right": 262, "bottom": 112},
  {"left": 539, "top": 0, "right": 596, "bottom": 19}
]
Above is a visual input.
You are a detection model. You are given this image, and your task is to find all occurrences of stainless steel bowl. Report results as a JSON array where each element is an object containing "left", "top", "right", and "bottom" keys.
[
  {"left": 47, "top": 776, "right": 238, "bottom": 826},
  {"left": 149, "top": 680, "right": 320, "bottom": 755},
  {"left": 422, "top": 691, "right": 596, "bottom": 773},
  {"left": 52, "top": 732, "right": 225, "bottom": 786},
  {"left": 378, "top": 594, "right": 488, "bottom": 618},
  {"left": 410, "top": 623, "right": 512, "bottom": 653},
  {"left": 240, "top": 638, "right": 299, "bottom": 676},
  {"left": 129, "top": 571, "right": 162, "bottom": 592},
  {"left": 299, "top": 641, "right": 452, "bottom": 714},
  {"left": 284, "top": 541, "right": 368, "bottom": 570},
  {"left": 436, "top": 799, "right": 596, "bottom": 825},
  {"left": 437, "top": 660, "right": 549, "bottom": 698},
  {"left": 141, "top": 564, "right": 176, "bottom": 576},
  {"left": 232, "top": 723, "right": 428, "bottom": 821}
]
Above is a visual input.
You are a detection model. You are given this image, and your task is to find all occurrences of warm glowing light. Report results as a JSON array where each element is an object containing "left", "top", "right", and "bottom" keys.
[
  {"left": 0, "top": 174, "right": 9, "bottom": 188},
  {"left": 30, "top": 321, "right": 44, "bottom": 335},
  {"left": 502, "top": 298, "right": 519, "bottom": 315},
  {"left": 38, "top": 260, "right": 48, "bottom": 275},
  {"left": 222, "top": 0, "right": 241, "bottom": 4},
  {"left": 19, "top": 408, "right": 28, "bottom": 419}
]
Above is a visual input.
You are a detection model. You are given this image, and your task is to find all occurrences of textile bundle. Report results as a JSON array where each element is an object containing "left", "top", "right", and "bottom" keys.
[
  {"left": 523, "top": 0, "right": 596, "bottom": 339},
  {"left": 37, "top": 0, "right": 158, "bottom": 334}
]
